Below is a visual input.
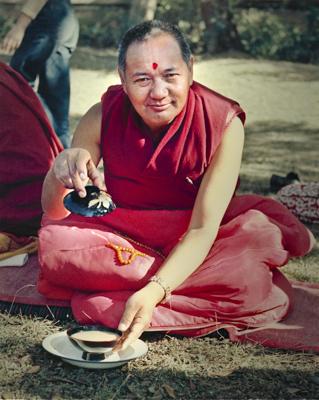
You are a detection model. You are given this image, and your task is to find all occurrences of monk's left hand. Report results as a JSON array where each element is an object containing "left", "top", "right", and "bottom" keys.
[{"left": 114, "top": 283, "right": 164, "bottom": 351}]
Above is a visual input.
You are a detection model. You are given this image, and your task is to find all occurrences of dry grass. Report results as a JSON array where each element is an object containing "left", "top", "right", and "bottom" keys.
[
  {"left": 1, "top": 49, "right": 319, "bottom": 399},
  {"left": 1, "top": 313, "right": 319, "bottom": 399},
  {"left": 0, "top": 314, "right": 319, "bottom": 400}
]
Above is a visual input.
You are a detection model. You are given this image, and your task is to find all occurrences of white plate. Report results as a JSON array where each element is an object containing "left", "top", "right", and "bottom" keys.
[{"left": 42, "top": 331, "right": 148, "bottom": 369}]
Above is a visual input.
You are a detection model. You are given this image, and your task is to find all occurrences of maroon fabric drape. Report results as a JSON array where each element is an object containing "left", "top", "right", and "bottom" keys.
[
  {"left": 101, "top": 82, "right": 245, "bottom": 210},
  {"left": 0, "top": 62, "right": 63, "bottom": 236},
  {"left": 38, "top": 81, "right": 313, "bottom": 336}
]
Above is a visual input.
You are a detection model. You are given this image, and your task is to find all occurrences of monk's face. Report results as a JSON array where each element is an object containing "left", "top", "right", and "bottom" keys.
[{"left": 119, "top": 33, "right": 193, "bottom": 133}]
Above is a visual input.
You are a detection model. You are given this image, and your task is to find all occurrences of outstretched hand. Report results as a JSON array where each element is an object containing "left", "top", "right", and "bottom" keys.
[
  {"left": 113, "top": 283, "right": 165, "bottom": 351},
  {"left": 53, "top": 148, "right": 105, "bottom": 197}
]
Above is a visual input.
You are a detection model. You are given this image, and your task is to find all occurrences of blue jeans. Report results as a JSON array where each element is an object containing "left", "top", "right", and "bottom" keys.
[{"left": 10, "top": 0, "right": 79, "bottom": 147}]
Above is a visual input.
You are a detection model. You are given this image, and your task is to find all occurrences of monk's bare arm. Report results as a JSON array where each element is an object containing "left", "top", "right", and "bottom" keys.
[
  {"left": 41, "top": 103, "right": 103, "bottom": 220},
  {"left": 151, "top": 116, "right": 245, "bottom": 295},
  {"left": 116, "top": 116, "right": 245, "bottom": 346}
]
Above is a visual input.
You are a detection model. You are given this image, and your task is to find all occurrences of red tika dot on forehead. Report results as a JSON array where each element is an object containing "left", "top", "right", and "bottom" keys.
[{"left": 152, "top": 62, "right": 158, "bottom": 70}]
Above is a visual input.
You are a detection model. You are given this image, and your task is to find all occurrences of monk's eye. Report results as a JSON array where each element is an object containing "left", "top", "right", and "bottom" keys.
[
  {"left": 165, "top": 73, "right": 179, "bottom": 81},
  {"left": 134, "top": 77, "right": 151, "bottom": 85}
]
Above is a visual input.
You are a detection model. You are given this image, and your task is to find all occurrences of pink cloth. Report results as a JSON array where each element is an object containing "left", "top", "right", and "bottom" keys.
[
  {"left": 39, "top": 198, "right": 313, "bottom": 335},
  {"left": 38, "top": 82, "right": 313, "bottom": 336},
  {"left": 231, "top": 281, "right": 319, "bottom": 352},
  {"left": 1, "top": 255, "right": 319, "bottom": 351}
]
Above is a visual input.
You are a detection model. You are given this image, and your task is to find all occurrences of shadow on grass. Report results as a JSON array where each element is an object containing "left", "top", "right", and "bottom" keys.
[
  {"left": 239, "top": 120, "right": 318, "bottom": 195},
  {"left": 4, "top": 359, "right": 319, "bottom": 399},
  {"left": 1, "top": 321, "right": 318, "bottom": 400},
  {"left": 1, "top": 313, "right": 318, "bottom": 399},
  {"left": 233, "top": 61, "right": 319, "bottom": 82},
  {"left": 70, "top": 47, "right": 118, "bottom": 73}
]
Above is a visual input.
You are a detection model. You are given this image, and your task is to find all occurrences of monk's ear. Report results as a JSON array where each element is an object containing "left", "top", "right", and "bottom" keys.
[
  {"left": 188, "top": 56, "right": 194, "bottom": 85},
  {"left": 118, "top": 68, "right": 127, "bottom": 94}
]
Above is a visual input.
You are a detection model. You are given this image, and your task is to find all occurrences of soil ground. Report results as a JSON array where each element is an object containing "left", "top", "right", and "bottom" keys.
[{"left": 0, "top": 48, "right": 319, "bottom": 399}]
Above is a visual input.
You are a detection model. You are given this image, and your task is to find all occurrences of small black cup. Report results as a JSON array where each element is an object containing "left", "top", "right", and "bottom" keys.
[
  {"left": 66, "top": 325, "right": 122, "bottom": 360},
  {"left": 63, "top": 185, "right": 116, "bottom": 217}
]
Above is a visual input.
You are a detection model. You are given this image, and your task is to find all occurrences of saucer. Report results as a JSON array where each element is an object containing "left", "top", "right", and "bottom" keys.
[{"left": 42, "top": 331, "right": 148, "bottom": 369}]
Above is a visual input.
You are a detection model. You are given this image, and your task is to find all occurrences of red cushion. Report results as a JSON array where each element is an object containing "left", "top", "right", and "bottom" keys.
[{"left": 38, "top": 224, "right": 164, "bottom": 296}]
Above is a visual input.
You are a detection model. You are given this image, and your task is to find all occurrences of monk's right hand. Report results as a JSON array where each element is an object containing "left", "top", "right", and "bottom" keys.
[{"left": 53, "top": 148, "right": 104, "bottom": 198}]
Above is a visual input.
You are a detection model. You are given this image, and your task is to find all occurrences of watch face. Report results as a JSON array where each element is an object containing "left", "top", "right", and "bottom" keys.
[{"left": 63, "top": 185, "right": 116, "bottom": 217}]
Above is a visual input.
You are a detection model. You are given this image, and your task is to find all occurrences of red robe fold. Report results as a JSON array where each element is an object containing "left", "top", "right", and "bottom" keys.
[
  {"left": 101, "top": 82, "right": 245, "bottom": 209},
  {"left": 38, "top": 82, "right": 313, "bottom": 336},
  {"left": 0, "top": 62, "right": 63, "bottom": 236}
]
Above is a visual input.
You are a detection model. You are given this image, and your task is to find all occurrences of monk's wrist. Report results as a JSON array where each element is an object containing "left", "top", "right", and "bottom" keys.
[
  {"left": 144, "top": 276, "right": 172, "bottom": 304},
  {"left": 47, "top": 167, "right": 68, "bottom": 192},
  {"left": 143, "top": 282, "right": 166, "bottom": 305}
]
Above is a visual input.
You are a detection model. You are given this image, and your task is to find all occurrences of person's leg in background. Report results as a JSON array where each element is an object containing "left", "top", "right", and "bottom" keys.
[
  {"left": 9, "top": 10, "right": 54, "bottom": 91},
  {"left": 9, "top": 1, "right": 79, "bottom": 148},
  {"left": 10, "top": 26, "right": 56, "bottom": 131},
  {"left": 38, "top": 2, "right": 79, "bottom": 148}
]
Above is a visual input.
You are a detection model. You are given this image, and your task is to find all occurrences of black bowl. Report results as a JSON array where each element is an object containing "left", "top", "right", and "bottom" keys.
[{"left": 63, "top": 185, "right": 116, "bottom": 217}]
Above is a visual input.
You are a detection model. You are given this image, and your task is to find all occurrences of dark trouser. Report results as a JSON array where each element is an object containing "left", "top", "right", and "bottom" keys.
[{"left": 10, "top": 0, "right": 79, "bottom": 148}]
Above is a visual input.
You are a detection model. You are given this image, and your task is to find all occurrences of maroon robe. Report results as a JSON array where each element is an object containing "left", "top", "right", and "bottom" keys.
[
  {"left": 0, "top": 62, "right": 62, "bottom": 236},
  {"left": 38, "top": 82, "right": 313, "bottom": 336}
]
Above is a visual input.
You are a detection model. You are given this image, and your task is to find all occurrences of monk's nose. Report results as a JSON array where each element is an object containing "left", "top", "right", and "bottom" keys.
[{"left": 150, "top": 79, "right": 168, "bottom": 99}]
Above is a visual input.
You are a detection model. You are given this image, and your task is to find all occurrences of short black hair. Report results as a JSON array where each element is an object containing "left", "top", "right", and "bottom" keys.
[{"left": 118, "top": 20, "right": 192, "bottom": 71}]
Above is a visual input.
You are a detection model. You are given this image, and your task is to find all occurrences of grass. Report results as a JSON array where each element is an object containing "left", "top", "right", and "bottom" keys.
[
  {"left": 1, "top": 313, "right": 319, "bottom": 399},
  {"left": 1, "top": 49, "right": 319, "bottom": 399}
]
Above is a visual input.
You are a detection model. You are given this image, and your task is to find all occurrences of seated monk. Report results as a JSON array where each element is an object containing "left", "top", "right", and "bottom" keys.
[
  {"left": 39, "top": 20, "right": 314, "bottom": 351},
  {"left": 0, "top": 61, "right": 62, "bottom": 237}
]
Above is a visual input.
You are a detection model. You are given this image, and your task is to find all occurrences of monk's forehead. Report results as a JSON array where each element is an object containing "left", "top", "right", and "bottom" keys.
[{"left": 125, "top": 33, "right": 183, "bottom": 66}]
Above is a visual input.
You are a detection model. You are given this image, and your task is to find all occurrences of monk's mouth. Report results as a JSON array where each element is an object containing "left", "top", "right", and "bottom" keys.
[{"left": 148, "top": 103, "right": 170, "bottom": 112}]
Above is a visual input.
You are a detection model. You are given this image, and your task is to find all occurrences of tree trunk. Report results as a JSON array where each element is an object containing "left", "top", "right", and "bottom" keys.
[{"left": 128, "top": 0, "right": 158, "bottom": 27}]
